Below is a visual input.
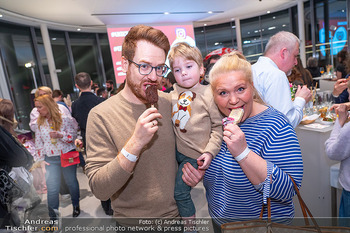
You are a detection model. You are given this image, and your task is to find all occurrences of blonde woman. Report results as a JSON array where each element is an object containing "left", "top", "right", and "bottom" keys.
[
  {"left": 34, "top": 95, "right": 80, "bottom": 219},
  {"left": 29, "top": 86, "right": 73, "bottom": 132}
]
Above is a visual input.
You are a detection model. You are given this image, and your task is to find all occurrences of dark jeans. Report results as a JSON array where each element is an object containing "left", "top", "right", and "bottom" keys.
[
  {"left": 174, "top": 151, "right": 198, "bottom": 217},
  {"left": 45, "top": 155, "right": 80, "bottom": 219},
  {"left": 339, "top": 188, "right": 350, "bottom": 227}
]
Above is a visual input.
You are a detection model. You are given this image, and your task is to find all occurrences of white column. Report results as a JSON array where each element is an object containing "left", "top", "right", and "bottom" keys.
[
  {"left": 235, "top": 18, "right": 243, "bottom": 53},
  {"left": 40, "top": 24, "right": 60, "bottom": 89},
  {"left": 298, "top": 0, "right": 306, "bottom": 67}
]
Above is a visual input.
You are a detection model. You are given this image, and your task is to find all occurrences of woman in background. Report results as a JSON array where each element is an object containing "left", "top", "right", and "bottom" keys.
[
  {"left": 0, "top": 99, "right": 33, "bottom": 228},
  {"left": 325, "top": 102, "right": 350, "bottom": 227},
  {"left": 34, "top": 95, "right": 80, "bottom": 219}
]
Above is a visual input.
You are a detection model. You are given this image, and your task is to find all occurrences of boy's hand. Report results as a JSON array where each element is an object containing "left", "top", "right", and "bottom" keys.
[{"left": 197, "top": 152, "right": 213, "bottom": 170}]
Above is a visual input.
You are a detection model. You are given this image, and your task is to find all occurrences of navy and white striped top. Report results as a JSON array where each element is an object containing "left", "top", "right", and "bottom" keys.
[{"left": 203, "top": 106, "right": 303, "bottom": 226}]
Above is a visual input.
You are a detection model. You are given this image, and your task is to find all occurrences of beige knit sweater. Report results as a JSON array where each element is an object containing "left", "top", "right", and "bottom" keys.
[
  {"left": 171, "top": 84, "right": 223, "bottom": 160},
  {"left": 85, "top": 91, "right": 179, "bottom": 218}
]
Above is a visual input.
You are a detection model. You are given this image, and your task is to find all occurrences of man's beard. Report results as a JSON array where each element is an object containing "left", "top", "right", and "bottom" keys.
[
  {"left": 127, "top": 74, "right": 148, "bottom": 103},
  {"left": 107, "top": 86, "right": 112, "bottom": 92}
]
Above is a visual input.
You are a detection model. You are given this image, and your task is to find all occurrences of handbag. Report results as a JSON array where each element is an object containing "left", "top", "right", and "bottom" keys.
[
  {"left": 221, "top": 177, "right": 350, "bottom": 233},
  {"left": 61, "top": 150, "right": 80, "bottom": 167}
]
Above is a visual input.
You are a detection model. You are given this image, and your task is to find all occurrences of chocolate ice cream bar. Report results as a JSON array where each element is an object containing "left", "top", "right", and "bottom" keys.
[{"left": 145, "top": 85, "right": 158, "bottom": 107}]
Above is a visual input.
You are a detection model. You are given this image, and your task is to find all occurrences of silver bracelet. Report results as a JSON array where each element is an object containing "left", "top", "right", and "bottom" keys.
[
  {"left": 234, "top": 147, "right": 251, "bottom": 162},
  {"left": 121, "top": 148, "right": 138, "bottom": 162}
]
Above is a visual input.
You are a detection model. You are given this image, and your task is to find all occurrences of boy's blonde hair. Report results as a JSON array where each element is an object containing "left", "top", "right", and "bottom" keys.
[
  {"left": 168, "top": 42, "right": 204, "bottom": 71},
  {"left": 209, "top": 51, "right": 264, "bottom": 104}
]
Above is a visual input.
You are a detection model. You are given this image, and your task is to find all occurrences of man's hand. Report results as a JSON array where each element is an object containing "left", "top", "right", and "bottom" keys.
[
  {"left": 182, "top": 162, "right": 205, "bottom": 187},
  {"left": 295, "top": 85, "right": 312, "bottom": 103},
  {"left": 332, "top": 78, "right": 348, "bottom": 97}
]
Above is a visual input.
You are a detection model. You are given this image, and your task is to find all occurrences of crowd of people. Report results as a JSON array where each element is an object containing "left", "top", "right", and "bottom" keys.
[{"left": 1, "top": 24, "right": 350, "bottom": 232}]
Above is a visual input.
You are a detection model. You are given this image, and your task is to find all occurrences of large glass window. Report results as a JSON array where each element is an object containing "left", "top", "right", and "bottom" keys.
[
  {"left": 69, "top": 32, "right": 102, "bottom": 86},
  {"left": 194, "top": 26, "right": 206, "bottom": 57},
  {"left": 240, "top": 16, "right": 263, "bottom": 62},
  {"left": 0, "top": 22, "right": 37, "bottom": 130},
  {"left": 99, "top": 33, "right": 113, "bottom": 86},
  {"left": 49, "top": 30, "right": 75, "bottom": 98}
]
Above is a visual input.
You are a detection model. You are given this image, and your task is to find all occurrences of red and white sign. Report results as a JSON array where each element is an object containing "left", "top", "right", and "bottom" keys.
[{"left": 107, "top": 24, "right": 195, "bottom": 85}]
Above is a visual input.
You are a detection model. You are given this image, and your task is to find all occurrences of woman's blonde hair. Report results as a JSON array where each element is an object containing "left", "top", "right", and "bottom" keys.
[
  {"left": 0, "top": 99, "right": 16, "bottom": 136},
  {"left": 35, "top": 86, "right": 53, "bottom": 98},
  {"left": 35, "top": 95, "right": 62, "bottom": 131},
  {"left": 209, "top": 51, "right": 264, "bottom": 104}
]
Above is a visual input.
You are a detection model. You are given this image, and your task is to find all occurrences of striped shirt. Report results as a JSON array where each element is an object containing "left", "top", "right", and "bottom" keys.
[{"left": 203, "top": 106, "right": 303, "bottom": 226}]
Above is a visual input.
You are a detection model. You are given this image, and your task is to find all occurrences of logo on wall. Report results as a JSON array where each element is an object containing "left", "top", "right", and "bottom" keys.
[{"left": 319, "top": 25, "right": 347, "bottom": 57}]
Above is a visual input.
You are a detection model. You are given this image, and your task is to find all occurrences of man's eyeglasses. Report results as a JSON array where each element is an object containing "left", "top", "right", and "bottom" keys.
[{"left": 128, "top": 59, "right": 169, "bottom": 77}]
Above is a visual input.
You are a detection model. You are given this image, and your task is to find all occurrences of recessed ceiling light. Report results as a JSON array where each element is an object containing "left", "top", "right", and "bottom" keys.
[
  {"left": 52, "top": 38, "right": 57, "bottom": 40},
  {"left": 214, "top": 42, "right": 219, "bottom": 45},
  {"left": 267, "top": 11, "right": 271, "bottom": 14},
  {"left": 0, "top": 14, "right": 3, "bottom": 18},
  {"left": 164, "top": 12, "right": 169, "bottom": 15},
  {"left": 77, "top": 28, "right": 81, "bottom": 31},
  {"left": 208, "top": 11, "right": 213, "bottom": 14},
  {"left": 231, "top": 18, "right": 234, "bottom": 21},
  {"left": 273, "top": 16, "right": 276, "bottom": 19},
  {"left": 204, "top": 24, "right": 207, "bottom": 26}
]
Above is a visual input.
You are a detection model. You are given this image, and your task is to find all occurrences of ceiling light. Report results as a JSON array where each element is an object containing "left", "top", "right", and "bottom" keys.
[
  {"left": 267, "top": 11, "right": 271, "bottom": 14},
  {"left": 204, "top": 24, "right": 207, "bottom": 26},
  {"left": 214, "top": 42, "right": 219, "bottom": 45},
  {"left": 77, "top": 28, "right": 81, "bottom": 31},
  {"left": 231, "top": 18, "right": 234, "bottom": 21},
  {"left": 342, "top": 9, "right": 345, "bottom": 12},
  {"left": 273, "top": 16, "right": 276, "bottom": 19},
  {"left": 248, "top": 32, "right": 250, "bottom": 34},
  {"left": 164, "top": 12, "right": 169, "bottom": 15},
  {"left": 232, "top": 26, "right": 236, "bottom": 29},
  {"left": 0, "top": 14, "right": 3, "bottom": 18},
  {"left": 208, "top": 11, "right": 213, "bottom": 14},
  {"left": 52, "top": 38, "right": 57, "bottom": 41},
  {"left": 282, "top": 24, "right": 286, "bottom": 27},
  {"left": 243, "top": 40, "right": 251, "bottom": 44},
  {"left": 268, "top": 26, "right": 276, "bottom": 30}
]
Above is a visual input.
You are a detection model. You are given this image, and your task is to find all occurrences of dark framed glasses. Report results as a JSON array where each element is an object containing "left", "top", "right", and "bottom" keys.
[{"left": 128, "top": 59, "right": 169, "bottom": 77}]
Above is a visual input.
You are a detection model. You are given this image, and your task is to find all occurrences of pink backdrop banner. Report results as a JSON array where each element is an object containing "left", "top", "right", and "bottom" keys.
[{"left": 107, "top": 24, "right": 195, "bottom": 85}]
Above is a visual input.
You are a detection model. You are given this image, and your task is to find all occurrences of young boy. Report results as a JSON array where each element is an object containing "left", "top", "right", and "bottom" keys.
[{"left": 168, "top": 42, "right": 223, "bottom": 226}]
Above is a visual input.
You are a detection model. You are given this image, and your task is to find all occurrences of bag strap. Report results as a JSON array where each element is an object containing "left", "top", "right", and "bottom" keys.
[{"left": 259, "top": 175, "right": 322, "bottom": 233}]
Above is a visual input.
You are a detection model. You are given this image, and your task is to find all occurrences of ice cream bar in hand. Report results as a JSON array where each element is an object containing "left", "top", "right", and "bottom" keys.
[
  {"left": 222, "top": 108, "right": 244, "bottom": 126},
  {"left": 145, "top": 85, "right": 158, "bottom": 107}
]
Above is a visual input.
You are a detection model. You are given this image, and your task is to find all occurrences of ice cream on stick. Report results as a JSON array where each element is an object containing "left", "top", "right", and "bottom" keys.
[
  {"left": 222, "top": 108, "right": 244, "bottom": 126},
  {"left": 145, "top": 85, "right": 158, "bottom": 107}
]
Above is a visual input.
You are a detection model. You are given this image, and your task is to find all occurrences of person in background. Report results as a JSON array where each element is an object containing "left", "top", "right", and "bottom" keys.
[
  {"left": 325, "top": 102, "right": 350, "bottom": 227},
  {"left": 92, "top": 83, "right": 99, "bottom": 95},
  {"left": 332, "top": 78, "right": 350, "bottom": 104},
  {"left": 34, "top": 95, "right": 80, "bottom": 219},
  {"left": 0, "top": 99, "right": 34, "bottom": 228},
  {"left": 167, "top": 42, "right": 222, "bottom": 230},
  {"left": 29, "top": 86, "right": 74, "bottom": 133},
  {"left": 306, "top": 57, "right": 321, "bottom": 78},
  {"left": 96, "top": 87, "right": 108, "bottom": 100},
  {"left": 52, "top": 89, "right": 70, "bottom": 112},
  {"left": 205, "top": 54, "right": 221, "bottom": 67},
  {"left": 201, "top": 63, "right": 215, "bottom": 85},
  {"left": 106, "top": 80, "right": 117, "bottom": 98},
  {"left": 184, "top": 52, "right": 303, "bottom": 232},
  {"left": 252, "top": 31, "right": 312, "bottom": 128},
  {"left": 336, "top": 50, "right": 349, "bottom": 80},
  {"left": 71, "top": 72, "right": 112, "bottom": 216},
  {"left": 162, "top": 71, "right": 176, "bottom": 93}
]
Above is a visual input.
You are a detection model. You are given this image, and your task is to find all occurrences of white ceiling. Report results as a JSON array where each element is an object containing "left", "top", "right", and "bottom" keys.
[{"left": 0, "top": 0, "right": 299, "bottom": 32}]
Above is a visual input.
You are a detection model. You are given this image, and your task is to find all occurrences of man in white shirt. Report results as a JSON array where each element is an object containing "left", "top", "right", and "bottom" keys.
[{"left": 252, "top": 31, "right": 312, "bottom": 128}]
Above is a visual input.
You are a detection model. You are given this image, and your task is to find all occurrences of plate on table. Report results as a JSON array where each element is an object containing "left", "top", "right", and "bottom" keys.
[
  {"left": 300, "top": 114, "right": 320, "bottom": 125},
  {"left": 320, "top": 118, "right": 335, "bottom": 125}
]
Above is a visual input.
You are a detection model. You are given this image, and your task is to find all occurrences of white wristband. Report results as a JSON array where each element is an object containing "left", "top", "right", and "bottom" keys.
[
  {"left": 121, "top": 148, "right": 138, "bottom": 162},
  {"left": 234, "top": 147, "right": 251, "bottom": 162}
]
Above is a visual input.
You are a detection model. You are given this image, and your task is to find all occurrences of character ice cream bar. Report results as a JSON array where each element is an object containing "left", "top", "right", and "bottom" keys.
[{"left": 222, "top": 108, "right": 244, "bottom": 126}]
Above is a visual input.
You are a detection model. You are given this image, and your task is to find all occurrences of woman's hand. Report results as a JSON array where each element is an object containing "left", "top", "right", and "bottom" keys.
[
  {"left": 332, "top": 104, "right": 349, "bottom": 127},
  {"left": 182, "top": 162, "right": 205, "bottom": 187},
  {"left": 332, "top": 78, "right": 348, "bottom": 96},
  {"left": 49, "top": 131, "right": 62, "bottom": 139},
  {"left": 223, "top": 123, "right": 248, "bottom": 158}
]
